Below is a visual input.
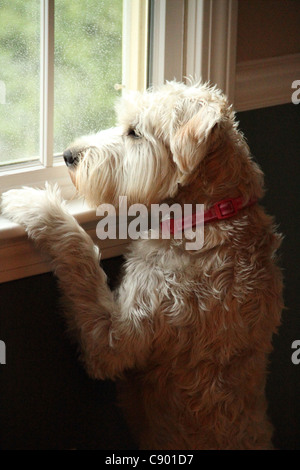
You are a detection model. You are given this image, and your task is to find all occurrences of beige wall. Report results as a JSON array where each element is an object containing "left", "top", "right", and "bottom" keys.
[{"left": 237, "top": 0, "right": 300, "bottom": 62}]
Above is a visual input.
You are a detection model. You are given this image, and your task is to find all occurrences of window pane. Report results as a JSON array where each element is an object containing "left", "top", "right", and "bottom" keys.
[
  {"left": 0, "top": 0, "right": 40, "bottom": 165},
  {"left": 54, "top": 0, "right": 123, "bottom": 153}
]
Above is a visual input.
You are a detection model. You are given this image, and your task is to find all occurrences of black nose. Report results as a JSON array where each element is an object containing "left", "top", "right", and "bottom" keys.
[{"left": 63, "top": 149, "right": 76, "bottom": 167}]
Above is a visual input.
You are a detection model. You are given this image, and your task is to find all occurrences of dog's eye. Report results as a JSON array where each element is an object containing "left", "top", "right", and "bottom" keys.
[{"left": 127, "top": 128, "right": 141, "bottom": 139}]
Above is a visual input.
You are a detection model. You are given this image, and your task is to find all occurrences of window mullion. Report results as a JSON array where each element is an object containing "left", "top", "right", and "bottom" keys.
[
  {"left": 122, "top": 0, "right": 149, "bottom": 92},
  {"left": 40, "top": 0, "right": 54, "bottom": 167},
  {"left": 148, "top": 0, "right": 166, "bottom": 87},
  {"left": 149, "top": 0, "right": 185, "bottom": 87},
  {"left": 184, "top": 0, "right": 238, "bottom": 105}
]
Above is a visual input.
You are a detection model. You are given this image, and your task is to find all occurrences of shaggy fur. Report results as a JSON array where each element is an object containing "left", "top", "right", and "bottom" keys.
[{"left": 1, "top": 81, "right": 283, "bottom": 449}]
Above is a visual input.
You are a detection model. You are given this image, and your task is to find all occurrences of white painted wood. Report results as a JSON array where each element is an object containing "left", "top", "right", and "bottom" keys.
[
  {"left": 164, "top": 0, "right": 185, "bottom": 82},
  {"left": 122, "top": 0, "right": 149, "bottom": 92},
  {"left": 225, "top": 0, "right": 238, "bottom": 105},
  {"left": 149, "top": 0, "right": 186, "bottom": 86},
  {"left": 235, "top": 53, "right": 300, "bottom": 111},
  {"left": 184, "top": 0, "right": 203, "bottom": 81},
  {"left": 40, "top": 0, "right": 54, "bottom": 167},
  {"left": 0, "top": 161, "right": 74, "bottom": 198},
  {"left": 150, "top": 0, "right": 167, "bottom": 86},
  {"left": 184, "top": 0, "right": 238, "bottom": 105}
]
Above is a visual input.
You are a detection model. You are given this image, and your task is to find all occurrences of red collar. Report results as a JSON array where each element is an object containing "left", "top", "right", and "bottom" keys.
[
  {"left": 202, "top": 196, "right": 258, "bottom": 224},
  {"left": 163, "top": 197, "right": 258, "bottom": 235}
]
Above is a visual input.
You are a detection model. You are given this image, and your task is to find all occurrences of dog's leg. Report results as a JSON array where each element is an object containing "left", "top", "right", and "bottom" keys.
[{"left": 1, "top": 185, "right": 151, "bottom": 379}]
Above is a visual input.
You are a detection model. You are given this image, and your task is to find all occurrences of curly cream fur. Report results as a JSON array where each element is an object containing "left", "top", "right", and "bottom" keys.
[{"left": 1, "top": 81, "right": 283, "bottom": 449}]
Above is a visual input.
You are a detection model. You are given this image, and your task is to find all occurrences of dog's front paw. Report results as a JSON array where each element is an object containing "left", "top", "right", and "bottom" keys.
[{"left": 1, "top": 184, "right": 64, "bottom": 231}]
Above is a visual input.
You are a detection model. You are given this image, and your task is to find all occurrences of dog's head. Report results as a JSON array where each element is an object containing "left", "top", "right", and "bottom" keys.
[{"left": 63, "top": 81, "right": 264, "bottom": 208}]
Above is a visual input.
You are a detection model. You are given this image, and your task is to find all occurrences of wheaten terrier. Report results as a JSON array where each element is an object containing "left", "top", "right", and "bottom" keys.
[{"left": 1, "top": 81, "right": 283, "bottom": 449}]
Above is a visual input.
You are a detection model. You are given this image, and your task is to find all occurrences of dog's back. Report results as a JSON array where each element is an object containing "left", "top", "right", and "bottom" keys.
[{"left": 118, "top": 204, "right": 283, "bottom": 450}]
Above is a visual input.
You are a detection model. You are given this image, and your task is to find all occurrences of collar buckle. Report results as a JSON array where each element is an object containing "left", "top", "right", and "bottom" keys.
[{"left": 214, "top": 198, "right": 239, "bottom": 220}]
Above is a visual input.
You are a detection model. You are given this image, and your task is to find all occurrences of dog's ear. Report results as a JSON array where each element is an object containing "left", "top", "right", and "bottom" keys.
[{"left": 170, "top": 102, "right": 223, "bottom": 175}]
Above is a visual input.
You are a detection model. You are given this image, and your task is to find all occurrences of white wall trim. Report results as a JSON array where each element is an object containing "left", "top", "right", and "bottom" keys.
[
  {"left": 185, "top": 0, "right": 238, "bottom": 105},
  {"left": 151, "top": 0, "right": 238, "bottom": 103},
  {"left": 164, "top": 0, "right": 185, "bottom": 82},
  {"left": 235, "top": 53, "right": 300, "bottom": 112},
  {"left": 184, "top": 0, "right": 204, "bottom": 81},
  {"left": 150, "top": 0, "right": 186, "bottom": 86},
  {"left": 149, "top": 0, "right": 166, "bottom": 86}
]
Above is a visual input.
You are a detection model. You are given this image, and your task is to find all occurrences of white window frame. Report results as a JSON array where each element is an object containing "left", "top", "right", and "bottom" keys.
[
  {"left": 1, "top": 0, "right": 240, "bottom": 283},
  {"left": 150, "top": 0, "right": 237, "bottom": 103}
]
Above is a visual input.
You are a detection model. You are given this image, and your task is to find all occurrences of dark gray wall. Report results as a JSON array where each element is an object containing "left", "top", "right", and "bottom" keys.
[
  {"left": 0, "top": 257, "right": 135, "bottom": 450},
  {"left": 0, "top": 103, "right": 299, "bottom": 449},
  {"left": 236, "top": 103, "right": 300, "bottom": 450}
]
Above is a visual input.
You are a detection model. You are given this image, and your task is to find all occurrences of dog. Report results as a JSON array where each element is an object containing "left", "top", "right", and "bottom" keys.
[{"left": 1, "top": 81, "right": 283, "bottom": 449}]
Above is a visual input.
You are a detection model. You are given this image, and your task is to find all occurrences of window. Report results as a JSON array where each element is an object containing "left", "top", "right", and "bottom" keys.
[
  {"left": 0, "top": 0, "right": 149, "bottom": 282},
  {"left": 0, "top": 0, "right": 41, "bottom": 165},
  {"left": 0, "top": 0, "right": 238, "bottom": 283},
  {"left": 0, "top": 0, "right": 147, "bottom": 197},
  {"left": 1, "top": 0, "right": 123, "bottom": 167},
  {"left": 54, "top": 0, "right": 123, "bottom": 155}
]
